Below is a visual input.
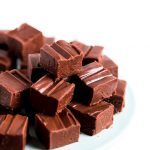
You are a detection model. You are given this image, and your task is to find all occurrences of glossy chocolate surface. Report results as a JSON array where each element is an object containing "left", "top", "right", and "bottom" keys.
[
  {"left": 0, "top": 114, "right": 28, "bottom": 150},
  {"left": 70, "top": 61, "right": 117, "bottom": 106},
  {"left": 0, "top": 69, "right": 32, "bottom": 109},
  {"left": 30, "top": 75, "right": 75, "bottom": 115},
  {"left": 35, "top": 108, "right": 80, "bottom": 149},
  {"left": 68, "top": 101, "right": 114, "bottom": 135}
]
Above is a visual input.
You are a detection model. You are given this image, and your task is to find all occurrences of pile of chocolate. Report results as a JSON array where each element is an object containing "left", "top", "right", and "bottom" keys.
[{"left": 0, "top": 23, "right": 127, "bottom": 150}]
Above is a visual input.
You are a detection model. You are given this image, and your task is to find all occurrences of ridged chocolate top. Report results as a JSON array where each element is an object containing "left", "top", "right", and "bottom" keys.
[
  {"left": 0, "top": 69, "right": 32, "bottom": 92},
  {"left": 0, "top": 114, "right": 28, "bottom": 135},
  {"left": 69, "top": 101, "right": 114, "bottom": 118},
  {"left": 79, "top": 62, "right": 115, "bottom": 87},
  {"left": 36, "top": 108, "right": 80, "bottom": 131},
  {"left": 41, "top": 40, "right": 82, "bottom": 61},
  {"left": 32, "top": 75, "right": 75, "bottom": 99}
]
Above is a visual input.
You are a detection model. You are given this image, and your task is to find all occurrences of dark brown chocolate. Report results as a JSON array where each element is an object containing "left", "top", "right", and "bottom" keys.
[
  {"left": 68, "top": 101, "right": 114, "bottom": 136},
  {"left": 102, "top": 55, "right": 118, "bottom": 77},
  {"left": 28, "top": 53, "right": 47, "bottom": 82},
  {"left": 40, "top": 40, "right": 83, "bottom": 79},
  {"left": 0, "top": 114, "right": 28, "bottom": 150},
  {"left": 30, "top": 75, "right": 75, "bottom": 115},
  {"left": 0, "top": 24, "right": 44, "bottom": 67},
  {"left": 71, "top": 41, "right": 103, "bottom": 65},
  {"left": 70, "top": 61, "right": 118, "bottom": 106},
  {"left": 35, "top": 108, "right": 80, "bottom": 149},
  {"left": 106, "top": 79, "right": 127, "bottom": 113},
  {"left": 0, "top": 69, "right": 32, "bottom": 110}
]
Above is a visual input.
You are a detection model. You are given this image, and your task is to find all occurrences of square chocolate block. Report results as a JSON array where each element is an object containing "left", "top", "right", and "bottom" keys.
[
  {"left": 102, "top": 55, "right": 118, "bottom": 77},
  {"left": 0, "top": 24, "right": 44, "bottom": 66},
  {"left": 70, "top": 61, "right": 118, "bottom": 106},
  {"left": 40, "top": 40, "right": 83, "bottom": 79},
  {"left": 68, "top": 101, "right": 114, "bottom": 136},
  {"left": 0, "top": 114, "right": 28, "bottom": 150},
  {"left": 28, "top": 53, "right": 47, "bottom": 82},
  {"left": 30, "top": 75, "right": 75, "bottom": 115},
  {"left": 35, "top": 108, "right": 80, "bottom": 149},
  {"left": 106, "top": 79, "right": 127, "bottom": 113},
  {"left": 71, "top": 41, "right": 103, "bottom": 65},
  {"left": 0, "top": 69, "right": 32, "bottom": 110}
]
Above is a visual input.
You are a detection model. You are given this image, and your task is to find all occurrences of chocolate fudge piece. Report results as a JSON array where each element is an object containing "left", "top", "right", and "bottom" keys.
[
  {"left": 102, "top": 55, "right": 118, "bottom": 77},
  {"left": 0, "top": 69, "right": 32, "bottom": 110},
  {"left": 0, "top": 114, "right": 28, "bottom": 150},
  {"left": 44, "top": 37, "right": 55, "bottom": 45},
  {"left": 35, "top": 108, "right": 80, "bottom": 149},
  {"left": 71, "top": 41, "right": 103, "bottom": 65},
  {"left": 106, "top": 80, "right": 127, "bottom": 113},
  {"left": 68, "top": 101, "right": 114, "bottom": 136},
  {"left": 28, "top": 53, "right": 47, "bottom": 82},
  {"left": 30, "top": 75, "right": 75, "bottom": 115},
  {"left": 0, "top": 49, "right": 11, "bottom": 71},
  {"left": 0, "top": 24, "right": 44, "bottom": 67},
  {"left": 40, "top": 40, "right": 83, "bottom": 79},
  {"left": 70, "top": 61, "right": 118, "bottom": 106}
]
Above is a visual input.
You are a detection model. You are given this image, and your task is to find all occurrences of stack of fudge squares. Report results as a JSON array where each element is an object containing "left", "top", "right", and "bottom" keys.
[{"left": 0, "top": 23, "right": 127, "bottom": 150}]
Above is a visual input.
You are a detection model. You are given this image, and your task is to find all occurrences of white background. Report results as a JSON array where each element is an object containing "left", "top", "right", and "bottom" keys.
[{"left": 0, "top": 0, "right": 150, "bottom": 149}]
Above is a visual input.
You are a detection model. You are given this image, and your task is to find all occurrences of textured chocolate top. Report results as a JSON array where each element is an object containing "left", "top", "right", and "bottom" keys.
[
  {"left": 36, "top": 108, "right": 80, "bottom": 131},
  {"left": 44, "top": 40, "right": 82, "bottom": 60},
  {"left": 69, "top": 101, "right": 114, "bottom": 118},
  {"left": 79, "top": 62, "right": 115, "bottom": 88},
  {"left": 0, "top": 69, "right": 32, "bottom": 92},
  {"left": 32, "top": 75, "right": 74, "bottom": 98},
  {"left": 0, "top": 114, "right": 28, "bottom": 135},
  {"left": 115, "top": 80, "right": 127, "bottom": 97}
]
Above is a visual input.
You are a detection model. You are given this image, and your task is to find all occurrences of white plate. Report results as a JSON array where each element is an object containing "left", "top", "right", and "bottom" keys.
[{"left": 26, "top": 85, "right": 135, "bottom": 150}]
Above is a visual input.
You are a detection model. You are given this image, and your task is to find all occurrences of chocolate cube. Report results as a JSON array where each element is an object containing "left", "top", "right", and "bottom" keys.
[
  {"left": 35, "top": 108, "right": 80, "bottom": 149},
  {"left": 70, "top": 61, "right": 118, "bottom": 106},
  {"left": 0, "top": 114, "right": 28, "bottom": 150},
  {"left": 40, "top": 40, "right": 83, "bottom": 79},
  {"left": 30, "top": 75, "right": 75, "bottom": 115},
  {"left": 0, "top": 69, "right": 32, "bottom": 110},
  {"left": 68, "top": 101, "right": 114, "bottom": 136}
]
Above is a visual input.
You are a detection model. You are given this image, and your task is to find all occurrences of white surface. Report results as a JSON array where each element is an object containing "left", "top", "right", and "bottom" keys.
[{"left": 0, "top": 0, "right": 150, "bottom": 149}]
